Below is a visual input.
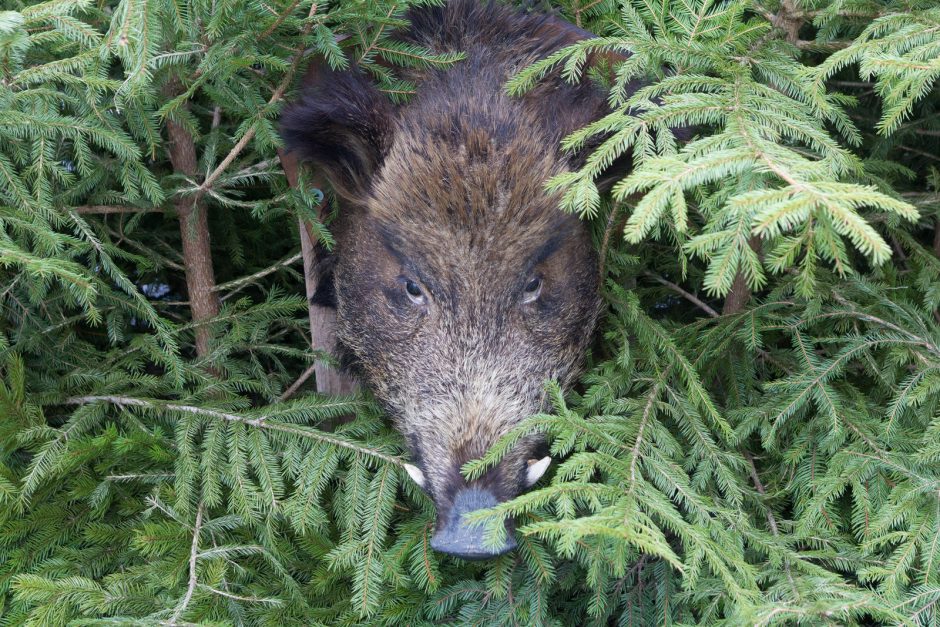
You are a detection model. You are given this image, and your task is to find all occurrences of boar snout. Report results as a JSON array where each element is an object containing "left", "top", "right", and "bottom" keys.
[
  {"left": 419, "top": 456, "right": 553, "bottom": 559},
  {"left": 430, "top": 487, "right": 517, "bottom": 559}
]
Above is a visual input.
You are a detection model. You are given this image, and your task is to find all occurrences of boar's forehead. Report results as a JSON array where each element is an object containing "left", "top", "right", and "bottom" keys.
[
  {"left": 369, "top": 151, "right": 583, "bottom": 273},
  {"left": 367, "top": 119, "right": 580, "bottom": 275}
]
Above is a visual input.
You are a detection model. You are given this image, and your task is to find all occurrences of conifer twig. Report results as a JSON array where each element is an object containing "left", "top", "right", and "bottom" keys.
[
  {"left": 358, "top": 5, "right": 398, "bottom": 62},
  {"left": 168, "top": 502, "right": 203, "bottom": 626},
  {"left": 106, "top": 473, "right": 175, "bottom": 482},
  {"left": 213, "top": 252, "right": 303, "bottom": 296},
  {"left": 628, "top": 378, "right": 664, "bottom": 492},
  {"left": 195, "top": 3, "right": 319, "bottom": 202},
  {"left": 898, "top": 145, "right": 940, "bottom": 163},
  {"left": 278, "top": 362, "right": 317, "bottom": 401},
  {"left": 598, "top": 202, "right": 626, "bottom": 280},
  {"left": 103, "top": 224, "right": 185, "bottom": 271},
  {"left": 74, "top": 205, "right": 163, "bottom": 214},
  {"left": 260, "top": 0, "right": 305, "bottom": 39},
  {"left": 198, "top": 584, "right": 283, "bottom": 604},
  {"left": 828, "top": 291, "right": 940, "bottom": 358},
  {"left": 744, "top": 451, "right": 800, "bottom": 601},
  {"left": 643, "top": 271, "right": 719, "bottom": 318}
]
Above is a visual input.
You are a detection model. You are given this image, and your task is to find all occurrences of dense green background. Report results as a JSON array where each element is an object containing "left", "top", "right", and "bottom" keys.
[{"left": 2, "top": 0, "right": 940, "bottom": 624}]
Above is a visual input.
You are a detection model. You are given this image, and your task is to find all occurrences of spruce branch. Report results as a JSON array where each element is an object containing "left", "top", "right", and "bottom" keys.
[
  {"left": 73, "top": 205, "right": 163, "bottom": 214},
  {"left": 64, "top": 395, "right": 401, "bottom": 465},
  {"left": 105, "top": 473, "right": 175, "bottom": 482},
  {"left": 194, "top": 3, "right": 319, "bottom": 204},
  {"left": 259, "top": 0, "right": 307, "bottom": 39},
  {"left": 744, "top": 450, "right": 800, "bottom": 601},
  {"left": 197, "top": 584, "right": 283, "bottom": 605},
  {"left": 213, "top": 252, "right": 303, "bottom": 297},
  {"left": 597, "top": 201, "right": 627, "bottom": 280},
  {"left": 278, "top": 362, "right": 317, "bottom": 401},
  {"left": 357, "top": 4, "right": 399, "bottom": 63}
]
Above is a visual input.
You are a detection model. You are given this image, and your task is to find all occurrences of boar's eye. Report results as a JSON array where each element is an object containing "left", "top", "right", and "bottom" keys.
[
  {"left": 404, "top": 280, "right": 426, "bottom": 305},
  {"left": 522, "top": 277, "right": 542, "bottom": 304}
]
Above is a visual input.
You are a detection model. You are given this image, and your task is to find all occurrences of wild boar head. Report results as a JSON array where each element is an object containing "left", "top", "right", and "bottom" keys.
[{"left": 281, "top": 2, "right": 618, "bottom": 559}]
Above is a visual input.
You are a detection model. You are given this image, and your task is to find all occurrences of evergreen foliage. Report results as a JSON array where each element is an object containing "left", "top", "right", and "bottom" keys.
[{"left": 1, "top": 0, "right": 939, "bottom": 624}]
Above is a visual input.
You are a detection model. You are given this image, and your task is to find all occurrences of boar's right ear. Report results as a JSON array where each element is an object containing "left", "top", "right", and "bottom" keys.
[{"left": 281, "top": 63, "right": 394, "bottom": 203}]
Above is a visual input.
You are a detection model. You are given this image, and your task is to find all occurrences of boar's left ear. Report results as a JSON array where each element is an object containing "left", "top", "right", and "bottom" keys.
[{"left": 281, "top": 62, "right": 394, "bottom": 203}]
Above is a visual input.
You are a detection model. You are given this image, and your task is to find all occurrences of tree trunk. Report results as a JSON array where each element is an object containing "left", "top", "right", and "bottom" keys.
[
  {"left": 934, "top": 218, "right": 940, "bottom": 258},
  {"left": 165, "top": 107, "right": 219, "bottom": 359},
  {"left": 722, "top": 269, "right": 752, "bottom": 315},
  {"left": 722, "top": 236, "right": 762, "bottom": 315}
]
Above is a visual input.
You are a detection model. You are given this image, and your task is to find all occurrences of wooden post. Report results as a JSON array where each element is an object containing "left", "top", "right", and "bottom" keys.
[{"left": 279, "top": 149, "right": 358, "bottom": 395}]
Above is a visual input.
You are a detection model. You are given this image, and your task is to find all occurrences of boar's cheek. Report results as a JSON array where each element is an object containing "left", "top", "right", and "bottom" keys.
[{"left": 335, "top": 234, "right": 426, "bottom": 349}]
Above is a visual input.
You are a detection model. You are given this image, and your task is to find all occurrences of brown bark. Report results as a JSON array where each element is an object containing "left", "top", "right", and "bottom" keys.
[
  {"left": 279, "top": 148, "right": 358, "bottom": 395},
  {"left": 722, "top": 236, "right": 763, "bottom": 316},
  {"left": 934, "top": 218, "right": 940, "bottom": 258},
  {"left": 760, "top": 0, "right": 803, "bottom": 44},
  {"left": 722, "top": 271, "right": 752, "bottom": 315},
  {"left": 165, "top": 105, "right": 220, "bottom": 359},
  {"left": 934, "top": 219, "right": 940, "bottom": 326}
]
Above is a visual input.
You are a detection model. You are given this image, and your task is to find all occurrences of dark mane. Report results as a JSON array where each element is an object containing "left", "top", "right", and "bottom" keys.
[
  {"left": 397, "top": 0, "right": 610, "bottom": 151},
  {"left": 400, "top": 0, "right": 589, "bottom": 62}
]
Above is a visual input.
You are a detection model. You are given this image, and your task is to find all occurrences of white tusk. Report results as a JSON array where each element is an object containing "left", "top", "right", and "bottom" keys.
[
  {"left": 525, "top": 456, "right": 552, "bottom": 487},
  {"left": 404, "top": 463, "right": 426, "bottom": 488}
]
